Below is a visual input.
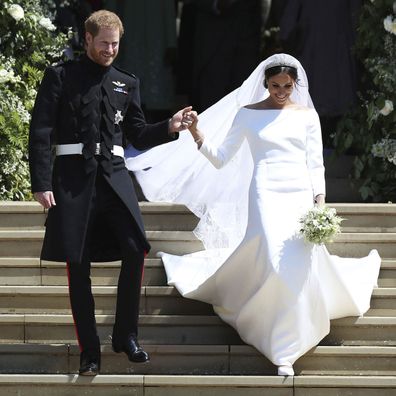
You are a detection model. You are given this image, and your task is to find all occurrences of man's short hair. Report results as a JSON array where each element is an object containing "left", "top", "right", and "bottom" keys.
[{"left": 85, "top": 10, "right": 124, "bottom": 38}]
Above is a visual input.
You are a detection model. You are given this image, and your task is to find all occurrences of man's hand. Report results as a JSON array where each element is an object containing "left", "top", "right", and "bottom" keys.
[
  {"left": 34, "top": 191, "right": 56, "bottom": 209},
  {"left": 169, "top": 106, "right": 194, "bottom": 133}
]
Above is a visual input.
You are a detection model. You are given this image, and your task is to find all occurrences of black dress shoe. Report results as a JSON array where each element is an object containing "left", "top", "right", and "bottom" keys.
[
  {"left": 112, "top": 335, "right": 149, "bottom": 363},
  {"left": 79, "top": 361, "right": 99, "bottom": 376},
  {"left": 79, "top": 349, "right": 100, "bottom": 376}
]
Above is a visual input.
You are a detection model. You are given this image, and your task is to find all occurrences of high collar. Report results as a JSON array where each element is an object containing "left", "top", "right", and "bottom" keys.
[{"left": 81, "top": 54, "right": 112, "bottom": 75}]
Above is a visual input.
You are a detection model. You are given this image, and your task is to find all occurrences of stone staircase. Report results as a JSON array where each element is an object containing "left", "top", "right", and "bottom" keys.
[{"left": 0, "top": 201, "right": 396, "bottom": 395}]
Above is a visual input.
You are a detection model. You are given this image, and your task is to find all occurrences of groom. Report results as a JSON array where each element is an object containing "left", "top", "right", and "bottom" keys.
[{"left": 29, "top": 10, "right": 192, "bottom": 376}]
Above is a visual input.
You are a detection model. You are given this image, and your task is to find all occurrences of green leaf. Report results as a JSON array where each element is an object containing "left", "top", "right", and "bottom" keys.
[
  {"left": 344, "top": 133, "right": 354, "bottom": 149},
  {"left": 359, "top": 185, "right": 370, "bottom": 201}
]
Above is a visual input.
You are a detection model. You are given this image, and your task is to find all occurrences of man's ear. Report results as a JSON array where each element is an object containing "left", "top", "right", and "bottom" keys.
[{"left": 85, "top": 31, "right": 93, "bottom": 45}]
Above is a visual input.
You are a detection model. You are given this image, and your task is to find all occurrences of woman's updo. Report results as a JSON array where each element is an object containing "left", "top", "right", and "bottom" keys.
[{"left": 264, "top": 66, "right": 298, "bottom": 88}]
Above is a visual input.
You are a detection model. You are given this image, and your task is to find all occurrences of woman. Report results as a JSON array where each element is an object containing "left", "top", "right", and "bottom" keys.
[{"left": 125, "top": 54, "right": 381, "bottom": 376}]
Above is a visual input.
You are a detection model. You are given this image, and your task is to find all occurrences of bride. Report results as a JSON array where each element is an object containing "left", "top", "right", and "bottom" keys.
[{"left": 125, "top": 53, "right": 381, "bottom": 376}]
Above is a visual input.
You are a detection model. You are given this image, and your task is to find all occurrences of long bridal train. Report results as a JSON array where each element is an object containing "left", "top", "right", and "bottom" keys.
[
  {"left": 158, "top": 107, "right": 381, "bottom": 373},
  {"left": 126, "top": 54, "right": 381, "bottom": 375}
]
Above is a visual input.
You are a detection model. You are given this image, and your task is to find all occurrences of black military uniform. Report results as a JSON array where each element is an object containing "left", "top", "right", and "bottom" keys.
[{"left": 29, "top": 55, "right": 178, "bottom": 371}]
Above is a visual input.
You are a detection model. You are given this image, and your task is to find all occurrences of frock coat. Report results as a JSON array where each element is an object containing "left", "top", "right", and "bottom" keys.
[{"left": 29, "top": 55, "right": 178, "bottom": 263}]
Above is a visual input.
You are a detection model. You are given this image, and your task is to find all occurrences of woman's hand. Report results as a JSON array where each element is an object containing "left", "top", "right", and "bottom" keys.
[
  {"left": 314, "top": 194, "right": 325, "bottom": 207},
  {"left": 186, "top": 111, "right": 198, "bottom": 133},
  {"left": 186, "top": 111, "right": 204, "bottom": 148}
]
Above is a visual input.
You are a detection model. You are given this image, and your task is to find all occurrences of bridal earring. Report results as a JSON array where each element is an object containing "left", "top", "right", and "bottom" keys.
[{"left": 277, "top": 364, "right": 294, "bottom": 376}]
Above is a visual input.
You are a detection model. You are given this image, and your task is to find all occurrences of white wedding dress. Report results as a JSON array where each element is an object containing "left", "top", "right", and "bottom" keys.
[
  {"left": 126, "top": 54, "right": 381, "bottom": 368},
  {"left": 158, "top": 107, "right": 381, "bottom": 367}
]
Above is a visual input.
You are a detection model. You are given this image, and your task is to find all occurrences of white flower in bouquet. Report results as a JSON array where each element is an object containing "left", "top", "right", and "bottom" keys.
[
  {"left": 379, "top": 100, "right": 394, "bottom": 116},
  {"left": 39, "top": 17, "right": 56, "bottom": 31},
  {"left": 384, "top": 15, "right": 396, "bottom": 35},
  {"left": 7, "top": 4, "right": 25, "bottom": 21},
  {"left": 299, "top": 206, "right": 343, "bottom": 245}
]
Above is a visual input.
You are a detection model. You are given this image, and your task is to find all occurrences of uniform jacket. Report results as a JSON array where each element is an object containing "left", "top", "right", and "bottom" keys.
[{"left": 29, "top": 55, "right": 178, "bottom": 263}]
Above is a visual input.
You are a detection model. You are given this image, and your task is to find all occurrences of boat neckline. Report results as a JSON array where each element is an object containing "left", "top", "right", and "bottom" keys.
[{"left": 241, "top": 107, "right": 312, "bottom": 111}]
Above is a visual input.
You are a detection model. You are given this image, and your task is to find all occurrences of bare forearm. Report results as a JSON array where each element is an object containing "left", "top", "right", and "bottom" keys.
[{"left": 189, "top": 128, "right": 205, "bottom": 149}]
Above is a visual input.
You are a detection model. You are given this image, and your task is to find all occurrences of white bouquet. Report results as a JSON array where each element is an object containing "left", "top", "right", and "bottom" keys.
[{"left": 299, "top": 206, "right": 343, "bottom": 244}]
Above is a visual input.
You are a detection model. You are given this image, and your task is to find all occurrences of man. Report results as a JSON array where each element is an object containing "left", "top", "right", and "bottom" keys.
[{"left": 29, "top": 10, "right": 192, "bottom": 376}]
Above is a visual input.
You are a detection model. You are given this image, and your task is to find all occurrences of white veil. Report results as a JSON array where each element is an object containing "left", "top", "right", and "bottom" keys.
[{"left": 126, "top": 54, "right": 314, "bottom": 254}]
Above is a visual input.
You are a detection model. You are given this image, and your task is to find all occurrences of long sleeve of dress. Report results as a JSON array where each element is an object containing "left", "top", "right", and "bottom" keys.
[
  {"left": 306, "top": 110, "right": 326, "bottom": 197},
  {"left": 199, "top": 115, "right": 245, "bottom": 169}
]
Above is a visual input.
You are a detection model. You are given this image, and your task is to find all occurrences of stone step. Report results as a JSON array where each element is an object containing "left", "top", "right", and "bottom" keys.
[
  {"left": 1, "top": 202, "right": 395, "bottom": 232},
  {"left": 0, "top": 375, "right": 395, "bottom": 396},
  {"left": 327, "top": 233, "right": 396, "bottom": 257},
  {"left": 0, "top": 343, "right": 395, "bottom": 376},
  {"left": 0, "top": 313, "right": 395, "bottom": 346},
  {"left": 0, "top": 374, "right": 294, "bottom": 396},
  {"left": 139, "top": 202, "right": 199, "bottom": 231},
  {"left": 369, "top": 288, "right": 396, "bottom": 316},
  {"left": 1, "top": 257, "right": 395, "bottom": 287},
  {"left": 0, "top": 202, "right": 199, "bottom": 231},
  {"left": 0, "top": 230, "right": 204, "bottom": 258},
  {"left": 1, "top": 230, "right": 396, "bottom": 258},
  {"left": 0, "top": 258, "right": 168, "bottom": 286},
  {"left": 0, "top": 202, "right": 45, "bottom": 229},
  {"left": 331, "top": 203, "right": 396, "bottom": 233},
  {"left": 379, "top": 260, "right": 396, "bottom": 287},
  {"left": 0, "top": 285, "right": 213, "bottom": 315},
  {"left": 1, "top": 285, "right": 396, "bottom": 317}
]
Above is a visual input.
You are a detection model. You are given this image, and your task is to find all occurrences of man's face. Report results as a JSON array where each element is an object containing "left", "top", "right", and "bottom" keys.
[{"left": 86, "top": 27, "right": 120, "bottom": 67}]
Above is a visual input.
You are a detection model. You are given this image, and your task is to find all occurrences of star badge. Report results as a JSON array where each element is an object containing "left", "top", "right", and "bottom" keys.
[{"left": 114, "top": 110, "right": 124, "bottom": 125}]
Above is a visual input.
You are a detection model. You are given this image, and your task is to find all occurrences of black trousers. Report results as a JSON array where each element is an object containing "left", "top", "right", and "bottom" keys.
[{"left": 66, "top": 168, "right": 145, "bottom": 355}]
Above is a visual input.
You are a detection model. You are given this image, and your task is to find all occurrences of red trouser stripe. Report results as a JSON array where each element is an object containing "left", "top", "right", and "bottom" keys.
[
  {"left": 66, "top": 262, "right": 83, "bottom": 352},
  {"left": 141, "top": 251, "right": 148, "bottom": 285}
]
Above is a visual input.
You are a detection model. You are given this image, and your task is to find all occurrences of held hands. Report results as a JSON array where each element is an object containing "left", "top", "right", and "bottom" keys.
[
  {"left": 169, "top": 106, "right": 194, "bottom": 133},
  {"left": 169, "top": 107, "right": 204, "bottom": 147},
  {"left": 185, "top": 111, "right": 199, "bottom": 133},
  {"left": 34, "top": 191, "right": 56, "bottom": 209}
]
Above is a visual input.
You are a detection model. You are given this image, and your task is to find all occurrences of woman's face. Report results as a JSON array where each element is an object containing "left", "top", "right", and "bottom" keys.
[{"left": 266, "top": 73, "right": 295, "bottom": 107}]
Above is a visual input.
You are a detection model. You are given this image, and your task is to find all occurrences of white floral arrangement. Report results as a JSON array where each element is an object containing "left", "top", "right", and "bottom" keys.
[
  {"left": 372, "top": 138, "right": 396, "bottom": 165},
  {"left": 0, "top": 0, "right": 69, "bottom": 199},
  {"left": 299, "top": 206, "right": 343, "bottom": 245},
  {"left": 384, "top": 14, "right": 396, "bottom": 35},
  {"left": 7, "top": 4, "right": 24, "bottom": 21},
  {"left": 379, "top": 99, "right": 394, "bottom": 116}
]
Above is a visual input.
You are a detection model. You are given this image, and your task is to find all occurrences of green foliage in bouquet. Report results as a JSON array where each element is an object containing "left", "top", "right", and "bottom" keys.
[
  {"left": 334, "top": 0, "right": 396, "bottom": 202},
  {"left": 299, "top": 206, "right": 343, "bottom": 245},
  {"left": 0, "top": 1, "right": 70, "bottom": 200}
]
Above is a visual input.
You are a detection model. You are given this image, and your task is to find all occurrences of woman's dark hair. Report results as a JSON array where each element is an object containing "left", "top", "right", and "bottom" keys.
[{"left": 264, "top": 66, "right": 298, "bottom": 88}]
